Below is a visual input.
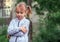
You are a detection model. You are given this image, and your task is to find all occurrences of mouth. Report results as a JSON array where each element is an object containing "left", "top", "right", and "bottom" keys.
[{"left": 17, "top": 16, "right": 22, "bottom": 19}]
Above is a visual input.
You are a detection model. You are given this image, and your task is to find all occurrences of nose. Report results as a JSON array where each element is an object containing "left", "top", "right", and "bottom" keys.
[{"left": 18, "top": 13, "right": 21, "bottom": 15}]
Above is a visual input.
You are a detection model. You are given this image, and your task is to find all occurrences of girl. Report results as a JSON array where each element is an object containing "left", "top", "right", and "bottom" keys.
[{"left": 7, "top": 2, "right": 32, "bottom": 42}]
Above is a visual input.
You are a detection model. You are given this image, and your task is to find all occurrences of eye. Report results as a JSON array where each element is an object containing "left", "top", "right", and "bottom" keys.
[
  {"left": 20, "top": 12, "right": 23, "bottom": 14},
  {"left": 16, "top": 11, "right": 23, "bottom": 14},
  {"left": 16, "top": 11, "right": 19, "bottom": 14}
]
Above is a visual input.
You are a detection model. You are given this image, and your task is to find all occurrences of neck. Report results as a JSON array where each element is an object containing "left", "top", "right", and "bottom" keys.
[{"left": 17, "top": 17, "right": 25, "bottom": 20}]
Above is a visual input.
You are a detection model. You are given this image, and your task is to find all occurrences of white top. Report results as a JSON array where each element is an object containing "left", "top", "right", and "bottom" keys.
[{"left": 7, "top": 17, "right": 30, "bottom": 42}]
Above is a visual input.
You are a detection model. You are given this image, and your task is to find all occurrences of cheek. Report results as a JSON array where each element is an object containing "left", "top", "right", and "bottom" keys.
[
  {"left": 16, "top": 14, "right": 20, "bottom": 17},
  {"left": 16, "top": 14, "right": 23, "bottom": 17}
]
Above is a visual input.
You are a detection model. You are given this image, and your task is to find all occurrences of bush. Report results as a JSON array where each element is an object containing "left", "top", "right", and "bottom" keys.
[
  {"left": 0, "top": 25, "right": 8, "bottom": 42},
  {"left": 0, "top": 18, "right": 6, "bottom": 25},
  {"left": 33, "top": 11, "right": 60, "bottom": 42}
]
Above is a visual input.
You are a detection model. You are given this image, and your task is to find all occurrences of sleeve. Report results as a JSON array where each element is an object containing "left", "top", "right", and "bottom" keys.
[
  {"left": 7, "top": 19, "right": 21, "bottom": 35},
  {"left": 22, "top": 20, "right": 30, "bottom": 34}
]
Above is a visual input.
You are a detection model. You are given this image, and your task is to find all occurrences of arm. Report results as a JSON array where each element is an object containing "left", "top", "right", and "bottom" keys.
[
  {"left": 7, "top": 19, "right": 21, "bottom": 35},
  {"left": 21, "top": 20, "right": 30, "bottom": 34},
  {"left": 7, "top": 19, "right": 30, "bottom": 37},
  {"left": 13, "top": 20, "right": 30, "bottom": 37}
]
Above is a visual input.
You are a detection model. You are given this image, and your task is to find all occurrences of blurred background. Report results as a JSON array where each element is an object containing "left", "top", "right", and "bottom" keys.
[{"left": 0, "top": 0, "right": 60, "bottom": 42}]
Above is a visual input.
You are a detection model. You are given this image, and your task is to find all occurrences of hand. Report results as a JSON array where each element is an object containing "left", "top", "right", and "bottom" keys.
[
  {"left": 7, "top": 35, "right": 10, "bottom": 39},
  {"left": 20, "top": 26, "right": 27, "bottom": 33}
]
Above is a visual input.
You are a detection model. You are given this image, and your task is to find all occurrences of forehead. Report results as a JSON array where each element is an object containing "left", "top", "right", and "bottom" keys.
[
  {"left": 16, "top": 7, "right": 25, "bottom": 12},
  {"left": 16, "top": 7, "right": 20, "bottom": 11},
  {"left": 16, "top": 5, "right": 26, "bottom": 11}
]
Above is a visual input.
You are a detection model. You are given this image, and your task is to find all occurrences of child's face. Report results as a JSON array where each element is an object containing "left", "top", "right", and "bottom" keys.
[{"left": 16, "top": 6, "right": 26, "bottom": 20}]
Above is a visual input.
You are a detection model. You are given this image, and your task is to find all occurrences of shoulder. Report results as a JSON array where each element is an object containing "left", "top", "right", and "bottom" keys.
[
  {"left": 24, "top": 18, "right": 30, "bottom": 23},
  {"left": 10, "top": 18, "right": 17, "bottom": 22}
]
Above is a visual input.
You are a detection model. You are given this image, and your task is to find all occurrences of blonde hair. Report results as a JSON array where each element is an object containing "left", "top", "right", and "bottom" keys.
[
  {"left": 16, "top": 2, "right": 26, "bottom": 8},
  {"left": 26, "top": 5, "right": 32, "bottom": 15},
  {"left": 15, "top": 2, "right": 32, "bottom": 18}
]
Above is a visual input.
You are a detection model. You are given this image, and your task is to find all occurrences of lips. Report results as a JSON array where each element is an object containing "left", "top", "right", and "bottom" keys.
[{"left": 17, "top": 16, "right": 22, "bottom": 20}]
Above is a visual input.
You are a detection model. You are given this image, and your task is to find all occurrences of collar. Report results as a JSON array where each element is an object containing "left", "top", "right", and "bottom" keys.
[{"left": 16, "top": 17, "right": 26, "bottom": 22}]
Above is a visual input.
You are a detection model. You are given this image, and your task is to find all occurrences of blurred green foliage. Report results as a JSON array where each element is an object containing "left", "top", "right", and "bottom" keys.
[
  {"left": 34, "top": 0, "right": 60, "bottom": 14},
  {"left": 16, "top": 0, "right": 27, "bottom": 5},
  {"left": 0, "top": 25, "right": 8, "bottom": 42},
  {"left": 36, "top": 0, "right": 60, "bottom": 11},
  {"left": 33, "top": 0, "right": 60, "bottom": 42},
  {"left": 33, "top": 11, "right": 60, "bottom": 42},
  {"left": 0, "top": 18, "right": 6, "bottom": 25},
  {"left": 47, "top": 12, "right": 60, "bottom": 24}
]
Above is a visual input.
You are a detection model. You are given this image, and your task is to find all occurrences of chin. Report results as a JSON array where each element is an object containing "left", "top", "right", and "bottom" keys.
[{"left": 18, "top": 17, "right": 23, "bottom": 20}]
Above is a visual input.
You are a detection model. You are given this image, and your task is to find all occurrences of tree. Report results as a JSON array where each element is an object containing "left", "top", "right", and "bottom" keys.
[
  {"left": 33, "top": 0, "right": 60, "bottom": 14},
  {"left": 32, "top": 0, "right": 60, "bottom": 42}
]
